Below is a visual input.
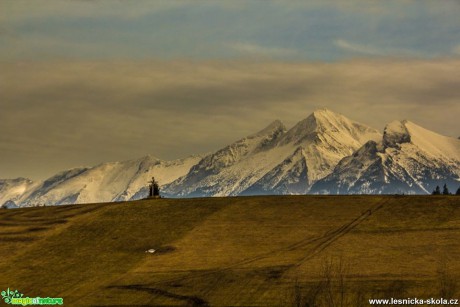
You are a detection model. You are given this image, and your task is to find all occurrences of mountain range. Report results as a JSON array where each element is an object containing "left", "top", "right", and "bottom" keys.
[{"left": 2, "top": 109, "right": 459, "bottom": 208}]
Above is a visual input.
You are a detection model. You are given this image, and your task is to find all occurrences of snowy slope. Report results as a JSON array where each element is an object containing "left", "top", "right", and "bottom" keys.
[
  {"left": 282, "top": 108, "right": 381, "bottom": 183},
  {"left": 4, "top": 109, "right": 454, "bottom": 206},
  {"left": 311, "top": 120, "right": 460, "bottom": 194},
  {"left": 14, "top": 155, "right": 202, "bottom": 207},
  {"left": 1, "top": 200, "right": 19, "bottom": 209},
  {"left": 163, "top": 120, "right": 289, "bottom": 196},
  {"left": 240, "top": 146, "right": 309, "bottom": 195},
  {"left": 0, "top": 178, "right": 37, "bottom": 207},
  {"left": 164, "top": 108, "right": 381, "bottom": 197}
]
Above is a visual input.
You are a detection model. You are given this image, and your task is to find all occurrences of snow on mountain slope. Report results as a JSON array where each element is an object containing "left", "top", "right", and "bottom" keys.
[
  {"left": 240, "top": 146, "right": 309, "bottom": 195},
  {"left": 164, "top": 108, "right": 381, "bottom": 197},
  {"left": 280, "top": 108, "right": 379, "bottom": 147},
  {"left": 19, "top": 168, "right": 90, "bottom": 206},
  {"left": 399, "top": 121, "right": 459, "bottom": 162},
  {"left": 121, "top": 155, "right": 204, "bottom": 201},
  {"left": 0, "top": 178, "right": 36, "bottom": 207},
  {"left": 7, "top": 109, "right": 453, "bottom": 205},
  {"left": 311, "top": 120, "right": 460, "bottom": 194},
  {"left": 163, "top": 120, "right": 289, "bottom": 196},
  {"left": 16, "top": 155, "right": 202, "bottom": 207},
  {"left": 1, "top": 200, "right": 19, "bottom": 209},
  {"left": 280, "top": 108, "right": 381, "bottom": 183}
]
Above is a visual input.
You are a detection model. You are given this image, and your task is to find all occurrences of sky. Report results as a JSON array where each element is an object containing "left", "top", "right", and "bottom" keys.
[{"left": 1, "top": 0, "right": 459, "bottom": 180}]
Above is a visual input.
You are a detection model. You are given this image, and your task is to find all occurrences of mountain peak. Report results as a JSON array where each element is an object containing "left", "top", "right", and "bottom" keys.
[
  {"left": 312, "top": 107, "right": 335, "bottom": 116},
  {"left": 383, "top": 119, "right": 460, "bottom": 162},
  {"left": 140, "top": 154, "right": 162, "bottom": 162},
  {"left": 312, "top": 120, "right": 460, "bottom": 195},
  {"left": 307, "top": 108, "right": 363, "bottom": 130},
  {"left": 404, "top": 121, "right": 460, "bottom": 160},
  {"left": 310, "top": 108, "right": 345, "bottom": 121},
  {"left": 280, "top": 108, "right": 380, "bottom": 147},
  {"left": 383, "top": 120, "right": 411, "bottom": 148},
  {"left": 249, "top": 120, "right": 286, "bottom": 138},
  {"left": 282, "top": 109, "right": 344, "bottom": 141}
]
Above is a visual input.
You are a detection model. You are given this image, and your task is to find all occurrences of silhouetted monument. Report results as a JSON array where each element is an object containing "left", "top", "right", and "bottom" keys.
[{"left": 148, "top": 176, "right": 161, "bottom": 198}]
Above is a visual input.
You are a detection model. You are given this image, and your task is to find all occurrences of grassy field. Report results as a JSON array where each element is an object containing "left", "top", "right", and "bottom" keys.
[{"left": 0, "top": 196, "right": 459, "bottom": 306}]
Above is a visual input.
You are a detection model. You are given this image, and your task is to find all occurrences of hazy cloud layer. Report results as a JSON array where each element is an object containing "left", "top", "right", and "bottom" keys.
[
  {"left": 1, "top": 59, "right": 459, "bottom": 179},
  {"left": 2, "top": 0, "right": 460, "bottom": 61},
  {"left": 1, "top": 1, "right": 459, "bottom": 179}
]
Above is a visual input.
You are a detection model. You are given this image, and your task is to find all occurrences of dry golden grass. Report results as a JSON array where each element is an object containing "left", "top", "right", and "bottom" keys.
[{"left": 0, "top": 195, "right": 459, "bottom": 306}]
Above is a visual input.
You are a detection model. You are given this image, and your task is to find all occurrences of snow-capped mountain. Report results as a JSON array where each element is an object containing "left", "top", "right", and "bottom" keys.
[
  {"left": 163, "top": 108, "right": 381, "bottom": 197},
  {"left": 4, "top": 155, "right": 202, "bottom": 207},
  {"left": 310, "top": 120, "right": 460, "bottom": 194},
  {"left": 0, "top": 178, "right": 36, "bottom": 207},
  {"left": 2, "top": 109, "right": 458, "bottom": 208}
]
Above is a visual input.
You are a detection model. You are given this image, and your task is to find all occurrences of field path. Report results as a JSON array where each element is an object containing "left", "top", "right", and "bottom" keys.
[{"left": 135, "top": 198, "right": 388, "bottom": 291}]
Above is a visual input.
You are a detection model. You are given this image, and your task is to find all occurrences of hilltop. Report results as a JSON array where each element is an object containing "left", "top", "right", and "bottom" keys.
[{"left": 0, "top": 195, "right": 459, "bottom": 306}]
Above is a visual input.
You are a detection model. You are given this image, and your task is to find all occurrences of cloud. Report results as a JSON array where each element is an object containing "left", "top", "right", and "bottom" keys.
[
  {"left": 335, "top": 39, "right": 384, "bottom": 56},
  {"left": 1, "top": 58, "right": 459, "bottom": 179},
  {"left": 230, "top": 42, "right": 298, "bottom": 58},
  {"left": 2, "top": 1, "right": 459, "bottom": 61},
  {"left": 334, "top": 39, "right": 425, "bottom": 57}
]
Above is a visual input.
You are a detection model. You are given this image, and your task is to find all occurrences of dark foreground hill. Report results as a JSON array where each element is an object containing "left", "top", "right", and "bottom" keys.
[{"left": 0, "top": 196, "right": 459, "bottom": 306}]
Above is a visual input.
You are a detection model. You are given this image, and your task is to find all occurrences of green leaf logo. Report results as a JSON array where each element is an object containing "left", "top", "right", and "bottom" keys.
[{"left": 1, "top": 288, "right": 23, "bottom": 304}]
